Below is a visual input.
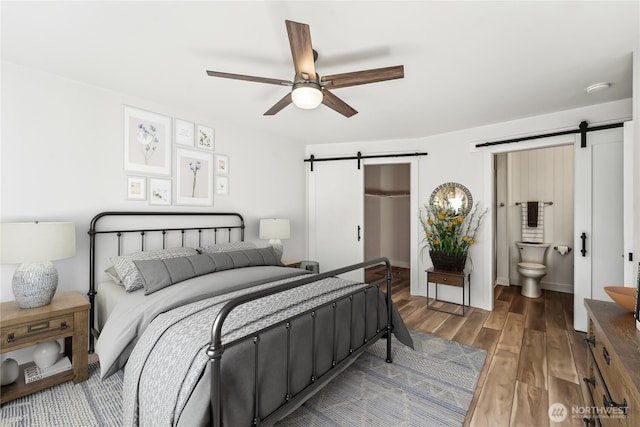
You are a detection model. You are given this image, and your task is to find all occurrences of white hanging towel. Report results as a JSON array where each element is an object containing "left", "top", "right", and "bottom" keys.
[{"left": 521, "top": 202, "right": 544, "bottom": 243}]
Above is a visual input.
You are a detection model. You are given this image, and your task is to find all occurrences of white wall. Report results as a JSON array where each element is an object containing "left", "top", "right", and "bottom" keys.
[
  {"left": 0, "top": 61, "right": 307, "bottom": 302},
  {"left": 307, "top": 98, "right": 632, "bottom": 311},
  {"left": 504, "top": 145, "right": 574, "bottom": 293}
]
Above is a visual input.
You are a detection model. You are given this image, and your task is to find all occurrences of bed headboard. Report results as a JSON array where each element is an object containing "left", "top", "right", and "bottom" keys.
[{"left": 87, "top": 211, "right": 245, "bottom": 350}]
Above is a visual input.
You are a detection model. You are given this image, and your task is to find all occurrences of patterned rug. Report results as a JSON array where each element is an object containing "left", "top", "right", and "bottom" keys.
[{"left": 1, "top": 331, "right": 485, "bottom": 427}]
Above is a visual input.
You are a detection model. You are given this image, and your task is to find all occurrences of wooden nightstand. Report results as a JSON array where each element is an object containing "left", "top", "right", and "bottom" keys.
[
  {"left": 0, "top": 291, "right": 90, "bottom": 403},
  {"left": 281, "top": 259, "right": 301, "bottom": 268}
]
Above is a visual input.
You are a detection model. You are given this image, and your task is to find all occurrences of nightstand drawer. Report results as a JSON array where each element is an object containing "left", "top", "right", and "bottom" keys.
[
  {"left": 1, "top": 314, "right": 73, "bottom": 350},
  {"left": 428, "top": 271, "right": 464, "bottom": 287}
]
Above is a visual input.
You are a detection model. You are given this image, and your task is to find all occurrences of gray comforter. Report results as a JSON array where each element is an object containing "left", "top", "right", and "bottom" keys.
[{"left": 99, "top": 266, "right": 412, "bottom": 426}]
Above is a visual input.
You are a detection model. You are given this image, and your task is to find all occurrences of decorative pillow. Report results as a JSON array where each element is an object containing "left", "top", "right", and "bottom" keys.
[
  {"left": 198, "top": 241, "right": 256, "bottom": 254},
  {"left": 134, "top": 247, "right": 283, "bottom": 295},
  {"left": 110, "top": 247, "right": 198, "bottom": 292},
  {"left": 104, "top": 266, "right": 122, "bottom": 285}
]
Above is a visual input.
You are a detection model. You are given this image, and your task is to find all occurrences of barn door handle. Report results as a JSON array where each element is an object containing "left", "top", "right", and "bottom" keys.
[
  {"left": 580, "top": 232, "right": 587, "bottom": 257},
  {"left": 357, "top": 225, "right": 361, "bottom": 242}
]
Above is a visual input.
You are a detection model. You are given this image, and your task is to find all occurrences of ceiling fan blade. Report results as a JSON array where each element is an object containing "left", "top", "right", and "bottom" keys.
[
  {"left": 321, "top": 65, "right": 404, "bottom": 89},
  {"left": 264, "top": 93, "right": 293, "bottom": 116},
  {"left": 285, "top": 20, "right": 316, "bottom": 80},
  {"left": 322, "top": 90, "right": 358, "bottom": 118},
  {"left": 206, "top": 70, "right": 292, "bottom": 86}
]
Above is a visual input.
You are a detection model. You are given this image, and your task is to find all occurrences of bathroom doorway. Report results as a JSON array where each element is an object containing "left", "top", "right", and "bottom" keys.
[{"left": 494, "top": 145, "right": 575, "bottom": 295}]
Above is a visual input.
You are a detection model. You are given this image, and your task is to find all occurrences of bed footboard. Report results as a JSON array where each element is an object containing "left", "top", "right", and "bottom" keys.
[{"left": 208, "top": 257, "right": 394, "bottom": 427}]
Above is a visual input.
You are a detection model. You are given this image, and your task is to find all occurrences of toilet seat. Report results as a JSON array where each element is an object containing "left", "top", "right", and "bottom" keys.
[{"left": 517, "top": 262, "right": 545, "bottom": 270}]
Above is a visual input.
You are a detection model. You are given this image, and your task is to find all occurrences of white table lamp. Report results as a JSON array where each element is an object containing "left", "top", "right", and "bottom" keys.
[
  {"left": 1, "top": 222, "right": 76, "bottom": 308},
  {"left": 259, "top": 219, "right": 290, "bottom": 259}
]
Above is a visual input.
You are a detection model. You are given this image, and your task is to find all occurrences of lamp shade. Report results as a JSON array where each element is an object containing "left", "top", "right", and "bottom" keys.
[
  {"left": 259, "top": 219, "right": 290, "bottom": 240},
  {"left": 1, "top": 222, "right": 76, "bottom": 264}
]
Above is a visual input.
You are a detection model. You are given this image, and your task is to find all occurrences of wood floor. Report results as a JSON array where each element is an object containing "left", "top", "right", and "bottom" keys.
[{"left": 366, "top": 266, "right": 588, "bottom": 427}]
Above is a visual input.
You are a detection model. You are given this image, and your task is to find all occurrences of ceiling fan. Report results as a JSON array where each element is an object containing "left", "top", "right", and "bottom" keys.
[{"left": 206, "top": 20, "right": 404, "bottom": 118}]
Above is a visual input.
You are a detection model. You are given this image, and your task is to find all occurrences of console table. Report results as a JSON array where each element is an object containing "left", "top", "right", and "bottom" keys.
[{"left": 426, "top": 268, "right": 469, "bottom": 316}]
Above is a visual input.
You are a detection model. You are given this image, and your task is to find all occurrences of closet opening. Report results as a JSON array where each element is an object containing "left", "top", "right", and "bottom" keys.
[{"left": 364, "top": 164, "right": 411, "bottom": 282}]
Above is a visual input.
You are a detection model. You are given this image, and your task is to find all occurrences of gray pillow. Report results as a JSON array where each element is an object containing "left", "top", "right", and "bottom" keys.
[
  {"left": 110, "top": 247, "right": 199, "bottom": 292},
  {"left": 198, "top": 241, "right": 256, "bottom": 254},
  {"left": 134, "top": 247, "right": 283, "bottom": 295}
]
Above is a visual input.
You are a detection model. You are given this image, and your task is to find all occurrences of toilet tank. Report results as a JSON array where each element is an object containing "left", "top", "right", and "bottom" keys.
[{"left": 516, "top": 242, "right": 550, "bottom": 263}]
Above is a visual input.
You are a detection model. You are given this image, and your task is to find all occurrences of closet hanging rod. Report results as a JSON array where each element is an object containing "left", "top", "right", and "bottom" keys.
[
  {"left": 304, "top": 151, "right": 428, "bottom": 171},
  {"left": 515, "top": 201, "right": 553, "bottom": 206},
  {"left": 475, "top": 120, "right": 625, "bottom": 149}
]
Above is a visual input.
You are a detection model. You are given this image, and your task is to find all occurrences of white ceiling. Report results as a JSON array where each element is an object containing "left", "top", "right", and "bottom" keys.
[{"left": 2, "top": 1, "right": 638, "bottom": 145}]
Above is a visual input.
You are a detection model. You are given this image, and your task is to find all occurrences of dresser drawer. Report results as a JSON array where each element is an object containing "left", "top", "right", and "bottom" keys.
[
  {"left": 1, "top": 314, "right": 73, "bottom": 351},
  {"left": 428, "top": 271, "right": 464, "bottom": 287},
  {"left": 585, "top": 372, "right": 625, "bottom": 427}
]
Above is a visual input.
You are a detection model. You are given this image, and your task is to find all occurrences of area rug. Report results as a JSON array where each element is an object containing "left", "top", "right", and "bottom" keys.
[{"left": 0, "top": 331, "right": 486, "bottom": 427}]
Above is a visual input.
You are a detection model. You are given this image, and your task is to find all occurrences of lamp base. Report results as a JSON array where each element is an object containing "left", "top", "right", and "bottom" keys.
[
  {"left": 269, "top": 239, "right": 283, "bottom": 260},
  {"left": 12, "top": 262, "right": 58, "bottom": 309}
]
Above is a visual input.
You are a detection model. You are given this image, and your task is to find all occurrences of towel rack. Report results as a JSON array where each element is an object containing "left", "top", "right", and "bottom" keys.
[{"left": 515, "top": 201, "right": 553, "bottom": 206}]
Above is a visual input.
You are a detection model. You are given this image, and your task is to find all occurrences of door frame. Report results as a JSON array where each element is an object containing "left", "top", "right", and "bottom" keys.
[
  {"left": 481, "top": 134, "right": 576, "bottom": 312},
  {"left": 363, "top": 157, "right": 420, "bottom": 294}
]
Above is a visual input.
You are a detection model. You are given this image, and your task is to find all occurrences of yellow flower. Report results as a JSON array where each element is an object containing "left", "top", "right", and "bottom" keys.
[
  {"left": 469, "top": 239, "right": 475, "bottom": 245},
  {"left": 462, "top": 235, "right": 469, "bottom": 241},
  {"left": 451, "top": 218, "right": 458, "bottom": 225},
  {"left": 427, "top": 219, "right": 434, "bottom": 225},
  {"left": 445, "top": 226, "right": 451, "bottom": 231},
  {"left": 433, "top": 239, "right": 440, "bottom": 245},
  {"left": 437, "top": 213, "right": 445, "bottom": 220},
  {"left": 426, "top": 232, "right": 432, "bottom": 238}
]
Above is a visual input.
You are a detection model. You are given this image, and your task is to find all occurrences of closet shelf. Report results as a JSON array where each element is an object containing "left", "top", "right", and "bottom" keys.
[{"left": 364, "top": 189, "right": 410, "bottom": 198}]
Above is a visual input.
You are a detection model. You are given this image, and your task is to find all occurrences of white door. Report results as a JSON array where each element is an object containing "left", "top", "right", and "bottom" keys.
[
  {"left": 308, "top": 160, "right": 364, "bottom": 281},
  {"left": 574, "top": 127, "right": 625, "bottom": 332}
]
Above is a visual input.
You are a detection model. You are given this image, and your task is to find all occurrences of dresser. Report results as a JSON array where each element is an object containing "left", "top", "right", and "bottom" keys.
[{"left": 583, "top": 299, "right": 640, "bottom": 427}]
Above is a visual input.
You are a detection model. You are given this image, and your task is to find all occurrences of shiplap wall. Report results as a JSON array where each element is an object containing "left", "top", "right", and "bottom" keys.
[{"left": 503, "top": 145, "right": 575, "bottom": 292}]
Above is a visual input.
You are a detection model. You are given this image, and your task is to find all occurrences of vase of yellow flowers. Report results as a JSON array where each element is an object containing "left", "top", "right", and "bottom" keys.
[{"left": 419, "top": 200, "right": 487, "bottom": 271}]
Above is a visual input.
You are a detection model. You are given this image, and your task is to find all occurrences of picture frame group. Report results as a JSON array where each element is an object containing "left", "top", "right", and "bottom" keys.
[{"left": 123, "top": 105, "right": 228, "bottom": 205}]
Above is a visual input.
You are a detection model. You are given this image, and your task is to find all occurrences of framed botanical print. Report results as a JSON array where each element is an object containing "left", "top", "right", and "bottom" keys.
[
  {"left": 175, "top": 148, "right": 213, "bottom": 206},
  {"left": 126, "top": 176, "right": 147, "bottom": 200},
  {"left": 196, "top": 125, "right": 214, "bottom": 151},
  {"left": 175, "top": 119, "right": 194, "bottom": 146},
  {"left": 149, "top": 178, "right": 172, "bottom": 206},
  {"left": 123, "top": 106, "right": 172, "bottom": 175},
  {"left": 215, "top": 154, "right": 229, "bottom": 175},
  {"left": 215, "top": 176, "right": 229, "bottom": 195}
]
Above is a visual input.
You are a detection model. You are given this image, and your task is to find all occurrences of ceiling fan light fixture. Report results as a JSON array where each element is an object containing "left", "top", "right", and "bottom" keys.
[{"left": 291, "top": 82, "right": 323, "bottom": 109}]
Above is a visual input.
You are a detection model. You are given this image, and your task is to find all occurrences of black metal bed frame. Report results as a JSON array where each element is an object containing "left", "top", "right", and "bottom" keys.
[
  {"left": 87, "top": 211, "right": 394, "bottom": 426},
  {"left": 87, "top": 211, "right": 245, "bottom": 351}
]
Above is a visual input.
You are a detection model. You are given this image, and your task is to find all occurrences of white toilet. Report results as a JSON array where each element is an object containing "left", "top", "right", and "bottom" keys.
[{"left": 516, "top": 242, "right": 550, "bottom": 298}]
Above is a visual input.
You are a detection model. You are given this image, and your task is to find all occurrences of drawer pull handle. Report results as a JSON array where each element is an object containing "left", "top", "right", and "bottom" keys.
[
  {"left": 586, "top": 336, "right": 596, "bottom": 346},
  {"left": 602, "top": 346, "right": 610, "bottom": 365},
  {"left": 583, "top": 377, "right": 596, "bottom": 387},
  {"left": 5, "top": 321, "right": 69, "bottom": 343},
  {"left": 602, "top": 395, "right": 628, "bottom": 417},
  {"left": 28, "top": 321, "right": 50, "bottom": 332},
  {"left": 582, "top": 418, "right": 595, "bottom": 427}
]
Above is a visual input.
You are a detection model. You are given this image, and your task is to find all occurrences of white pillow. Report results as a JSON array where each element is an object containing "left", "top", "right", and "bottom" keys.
[
  {"left": 198, "top": 241, "right": 256, "bottom": 254},
  {"left": 110, "top": 247, "right": 198, "bottom": 292}
]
